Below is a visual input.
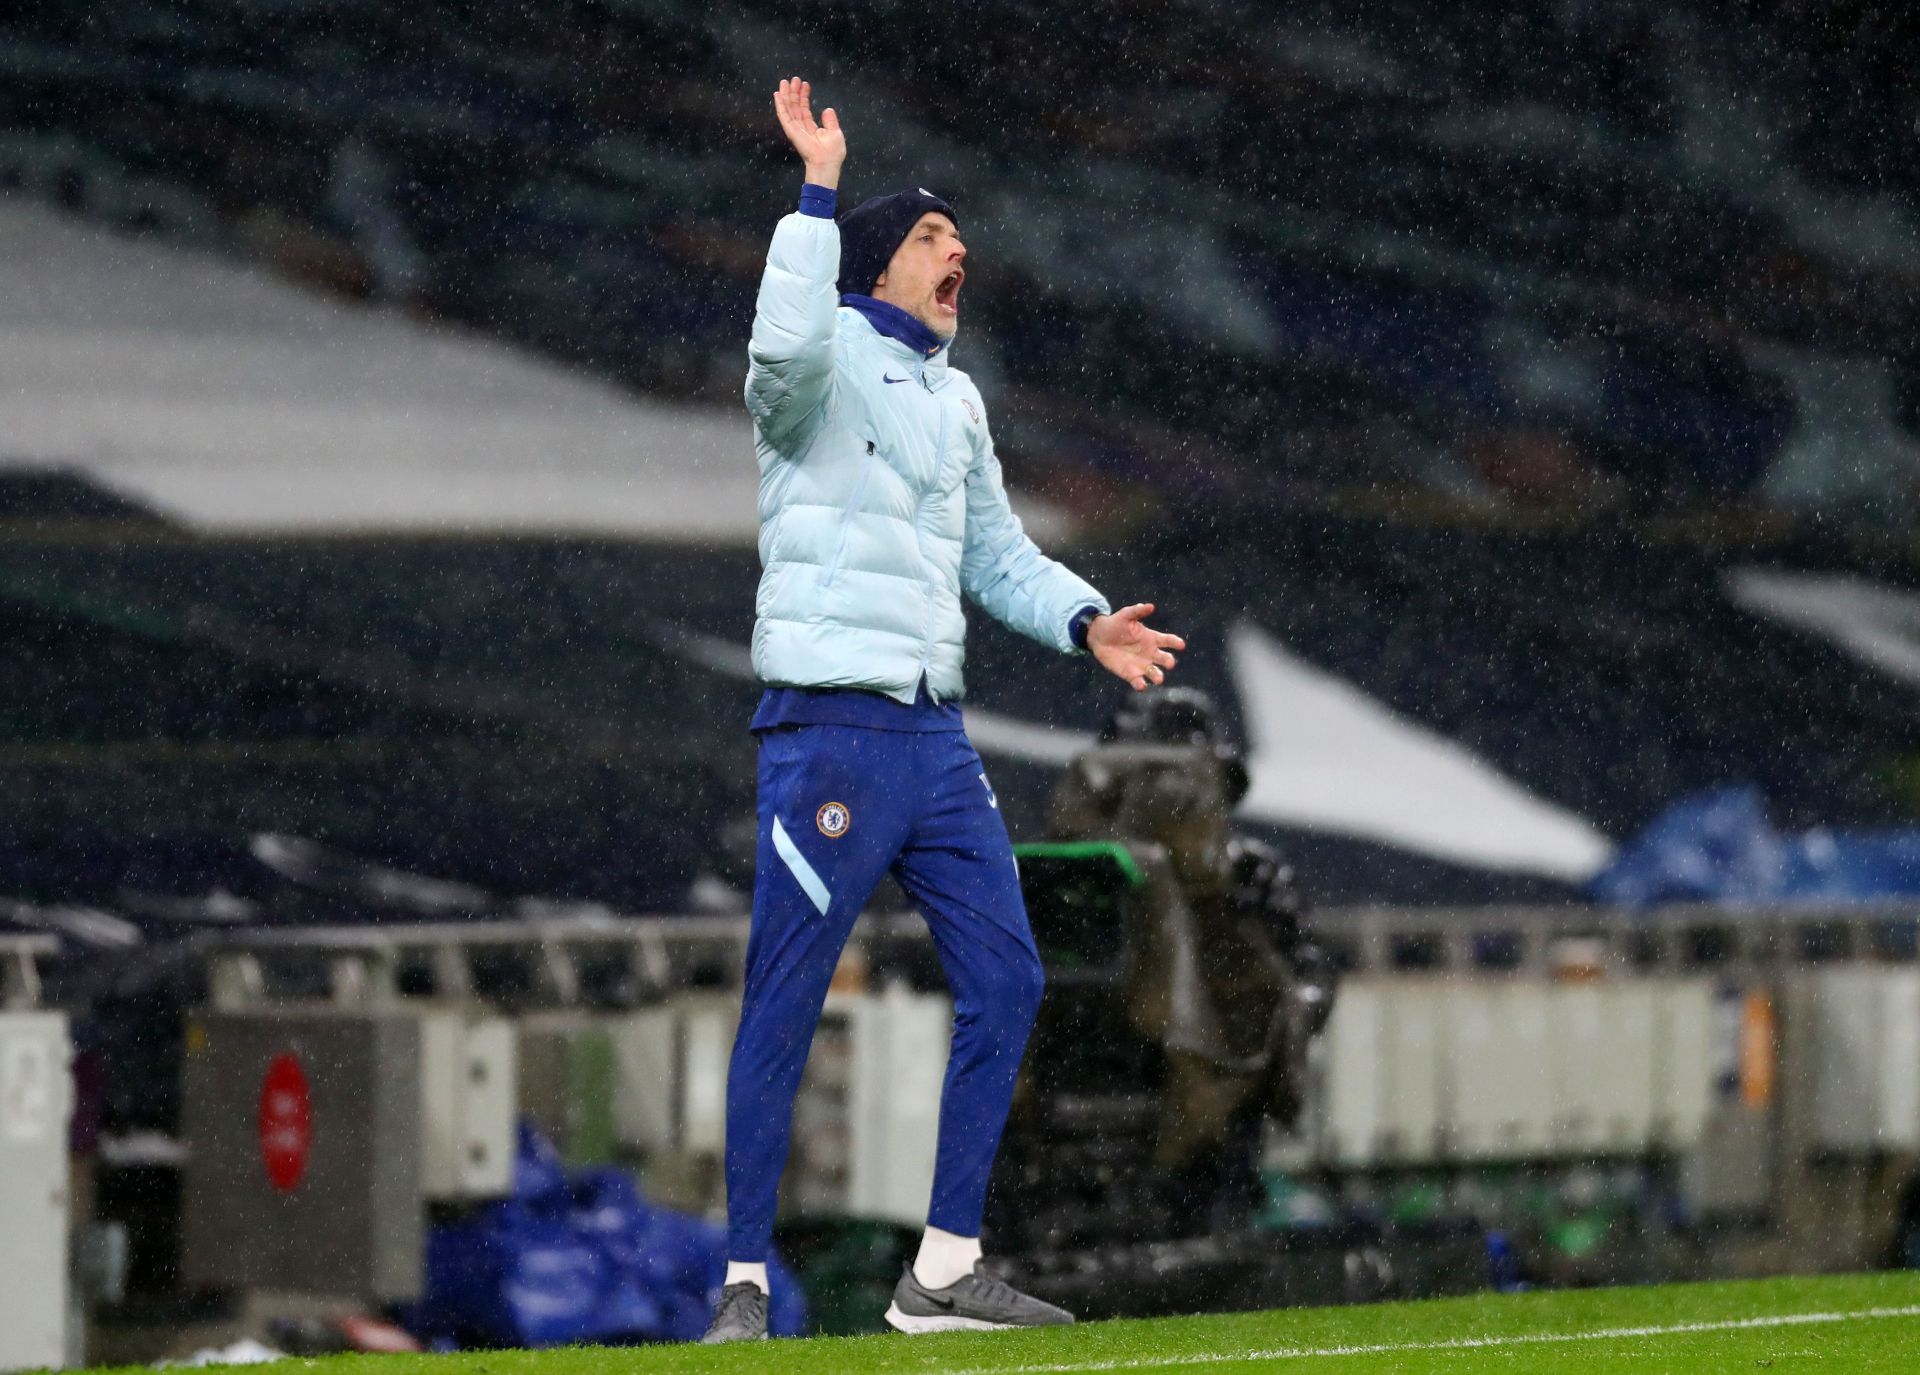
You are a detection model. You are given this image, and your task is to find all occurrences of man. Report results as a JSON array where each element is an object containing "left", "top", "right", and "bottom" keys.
[{"left": 703, "top": 77, "right": 1185, "bottom": 1343}]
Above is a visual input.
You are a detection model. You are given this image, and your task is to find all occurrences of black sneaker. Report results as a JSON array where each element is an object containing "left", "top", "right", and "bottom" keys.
[
  {"left": 884, "top": 1263, "right": 1075, "bottom": 1333},
  {"left": 700, "top": 1282, "right": 769, "bottom": 1343}
]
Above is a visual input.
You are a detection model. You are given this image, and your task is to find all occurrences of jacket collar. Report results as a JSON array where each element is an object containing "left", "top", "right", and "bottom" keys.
[{"left": 840, "top": 293, "right": 947, "bottom": 361}]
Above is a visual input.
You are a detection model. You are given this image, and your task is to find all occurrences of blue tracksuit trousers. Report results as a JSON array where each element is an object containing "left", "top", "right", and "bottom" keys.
[{"left": 724, "top": 722, "right": 1043, "bottom": 1260}]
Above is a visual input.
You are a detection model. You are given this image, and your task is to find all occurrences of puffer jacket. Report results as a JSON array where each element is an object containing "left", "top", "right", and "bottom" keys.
[{"left": 745, "top": 209, "right": 1108, "bottom": 704}]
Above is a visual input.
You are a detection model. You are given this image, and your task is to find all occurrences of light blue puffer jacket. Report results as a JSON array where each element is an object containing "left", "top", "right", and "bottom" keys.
[{"left": 746, "top": 210, "right": 1108, "bottom": 704}]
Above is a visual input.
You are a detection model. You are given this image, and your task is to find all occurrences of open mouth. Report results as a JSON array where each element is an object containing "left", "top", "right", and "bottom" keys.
[{"left": 934, "top": 268, "right": 963, "bottom": 315}]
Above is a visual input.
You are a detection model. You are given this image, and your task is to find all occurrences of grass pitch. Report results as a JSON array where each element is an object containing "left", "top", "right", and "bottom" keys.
[{"left": 113, "top": 1272, "right": 1920, "bottom": 1374}]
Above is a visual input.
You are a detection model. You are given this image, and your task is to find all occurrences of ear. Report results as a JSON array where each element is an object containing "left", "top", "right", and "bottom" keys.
[{"left": 873, "top": 270, "right": 888, "bottom": 289}]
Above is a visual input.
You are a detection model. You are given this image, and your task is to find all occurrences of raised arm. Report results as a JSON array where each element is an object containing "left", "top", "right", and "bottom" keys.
[{"left": 746, "top": 78, "right": 848, "bottom": 454}]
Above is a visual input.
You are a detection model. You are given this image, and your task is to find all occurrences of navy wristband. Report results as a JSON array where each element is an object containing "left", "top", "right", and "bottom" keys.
[
  {"left": 1069, "top": 605, "right": 1102, "bottom": 651},
  {"left": 798, "top": 183, "right": 836, "bottom": 219}
]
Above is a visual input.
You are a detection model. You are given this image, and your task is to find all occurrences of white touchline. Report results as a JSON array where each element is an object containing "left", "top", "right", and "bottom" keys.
[{"left": 932, "top": 1304, "right": 1920, "bottom": 1375}]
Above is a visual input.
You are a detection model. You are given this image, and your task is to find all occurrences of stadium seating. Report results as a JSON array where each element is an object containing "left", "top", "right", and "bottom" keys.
[
  {"left": 1, "top": 1, "right": 1917, "bottom": 915},
  {"left": 3, "top": 493, "right": 1914, "bottom": 912},
  {"left": 1, "top": 0, "right": 1914, "bottom": 518}
]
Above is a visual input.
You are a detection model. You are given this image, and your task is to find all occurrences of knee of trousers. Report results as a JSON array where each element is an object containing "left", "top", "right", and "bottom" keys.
[{"left": 959, "top": 946, "right": 1046, "bottom": 1041}]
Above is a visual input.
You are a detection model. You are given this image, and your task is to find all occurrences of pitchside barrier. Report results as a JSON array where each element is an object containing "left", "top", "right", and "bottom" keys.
[
  {"left": 1313, "top": 900, "right": 1920, "bottom": 1273},
  {"left": 173, "top": 887, "right": 1920, "bottom": 1305},
  {"left": 0, "top": 935, "right": 72, "bottom": 1375},
  {"left": 186, "top": 917, "right": 952, "bottom": 1300}
]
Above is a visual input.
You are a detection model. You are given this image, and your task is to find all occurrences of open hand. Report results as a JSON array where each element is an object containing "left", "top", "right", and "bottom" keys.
[
  {"left": 774, "top": 77, "right": 844, "bottom": 189},
  {"left": 1088, "top": 603, "right": 1185, "bottom": 691}
]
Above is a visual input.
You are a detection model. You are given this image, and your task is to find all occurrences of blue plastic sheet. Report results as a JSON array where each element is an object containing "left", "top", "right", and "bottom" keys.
[
  {"left": 410, "top": 1121, "right": 806, "bottom": 1346},
  {"left": 1588, "top": 785, "right": 1920, "bottom": 907}
]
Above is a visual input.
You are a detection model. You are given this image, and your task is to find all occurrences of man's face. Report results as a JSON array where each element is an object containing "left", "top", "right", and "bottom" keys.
[{"left": 872, "top": 212, "right": 966, "bottom": 341}]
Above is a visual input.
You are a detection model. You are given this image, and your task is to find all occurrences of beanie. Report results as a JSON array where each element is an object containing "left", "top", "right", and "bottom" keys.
[{"left": 835, "top": 188, "right": 958, "bottom": 298}]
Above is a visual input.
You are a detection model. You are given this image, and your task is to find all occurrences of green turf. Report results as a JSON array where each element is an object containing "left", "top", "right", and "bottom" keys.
[{"left": 101, "top": 1272, "right": 1920, "bottom": 1374}]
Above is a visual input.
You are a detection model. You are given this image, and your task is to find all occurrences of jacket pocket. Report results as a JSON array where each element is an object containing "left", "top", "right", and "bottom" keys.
[{"left": 818, "top": 440, "right": 879, "bottom": 589}]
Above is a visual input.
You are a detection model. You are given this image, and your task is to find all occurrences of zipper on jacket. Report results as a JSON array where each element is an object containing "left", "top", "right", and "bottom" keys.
[
  {"left": 819, "top": 441, "right": 878, "bottom": 589},
  {"left": 916, "top": 411, "right": 951, "bottom": 686}
]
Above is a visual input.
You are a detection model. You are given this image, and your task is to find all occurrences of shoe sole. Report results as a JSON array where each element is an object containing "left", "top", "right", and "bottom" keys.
[{"left": 884, "top": 1302, "right": 1016, "bottom": 1334}]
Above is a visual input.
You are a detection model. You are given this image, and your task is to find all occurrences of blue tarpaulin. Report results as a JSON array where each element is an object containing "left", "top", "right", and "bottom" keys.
[
  {"left": 1587, "top": 785, "right": 1920, "bottom": 907},
  {"left": 409, "top": 1121, "right": 806, "bottom": 1347}
]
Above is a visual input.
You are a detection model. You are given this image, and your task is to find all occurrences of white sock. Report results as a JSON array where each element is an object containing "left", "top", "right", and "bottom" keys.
[
  {"left": 724, "top": 1261, "right": 769, "bottom": 1295},
  {"left": 912, "top": 1226, "right": 983, "bottom": 1290}
]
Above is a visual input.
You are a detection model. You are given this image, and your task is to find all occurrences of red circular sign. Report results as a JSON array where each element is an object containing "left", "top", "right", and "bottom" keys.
[{"left": 258, "top": 1051, "right": 313, "bottom": 1193}]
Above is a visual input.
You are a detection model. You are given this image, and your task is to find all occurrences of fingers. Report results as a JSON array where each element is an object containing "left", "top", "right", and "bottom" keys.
[
  {"left": 822, "top": 106, "right": 840, "bottom": 132},
  {"left": 1115, "top": 603, "right": 1185, "bottom": 647},
  {"left": 774, "top": 78, "right": 801, "bottom": 136},
  {"left": 1152, "top": 649, "right": 1177, "bottom": 670},
  {"left": 774, "top": 77, "right": 816, "bottom": 134},
  {"left": 1117, "top": 650, "right": 1175, "bottom": 691}
]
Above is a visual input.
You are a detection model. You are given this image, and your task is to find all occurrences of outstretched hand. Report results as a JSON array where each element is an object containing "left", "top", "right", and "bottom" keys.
[
  {"left": 774, "top": 77, "right": 844, "bottom": 189},
  {"left": 1088, "top": 603, "right": 1185, "bottom": 691}
]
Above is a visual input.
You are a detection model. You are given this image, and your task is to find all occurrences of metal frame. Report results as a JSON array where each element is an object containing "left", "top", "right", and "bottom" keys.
[
  {"left": 200, "top": 913, "right": 935, "bottom": 1010},
  {"left": 1318, "top": 901, "right": 1920, "bottom": 976},
  {"left": 189, "top": 898, "right": 1920, "bottom": 1012},
  {"left": 0, "top": 935, "right": 55, "bottom": 1009}
]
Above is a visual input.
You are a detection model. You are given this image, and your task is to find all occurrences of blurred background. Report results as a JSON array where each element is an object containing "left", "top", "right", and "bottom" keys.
[{"left": 2, "top": 0, "right": 1920, "bottom": 1365}]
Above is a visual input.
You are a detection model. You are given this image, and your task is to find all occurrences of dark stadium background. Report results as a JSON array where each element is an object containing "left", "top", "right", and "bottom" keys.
[{"left": 2, "top": 0, "right": 1918, "bottom": 916}]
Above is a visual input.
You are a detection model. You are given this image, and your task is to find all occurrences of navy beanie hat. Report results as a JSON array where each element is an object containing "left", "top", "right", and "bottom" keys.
[{"left": 835, "top": 188, "right": 958, "bottom": 298}]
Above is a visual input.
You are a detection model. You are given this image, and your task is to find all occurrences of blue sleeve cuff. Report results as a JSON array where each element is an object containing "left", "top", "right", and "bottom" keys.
[
  {"left": 798, "top": 183, "right": 837, "bottom": 219},
  {"left": 1068, "top": 604, "right": 1102, "bottom": 652}
]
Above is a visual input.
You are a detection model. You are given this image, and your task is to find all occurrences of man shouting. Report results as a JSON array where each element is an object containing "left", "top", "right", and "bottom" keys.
[{"left": 704, "top": 77, "right": 1185, "bottom": 1342}]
